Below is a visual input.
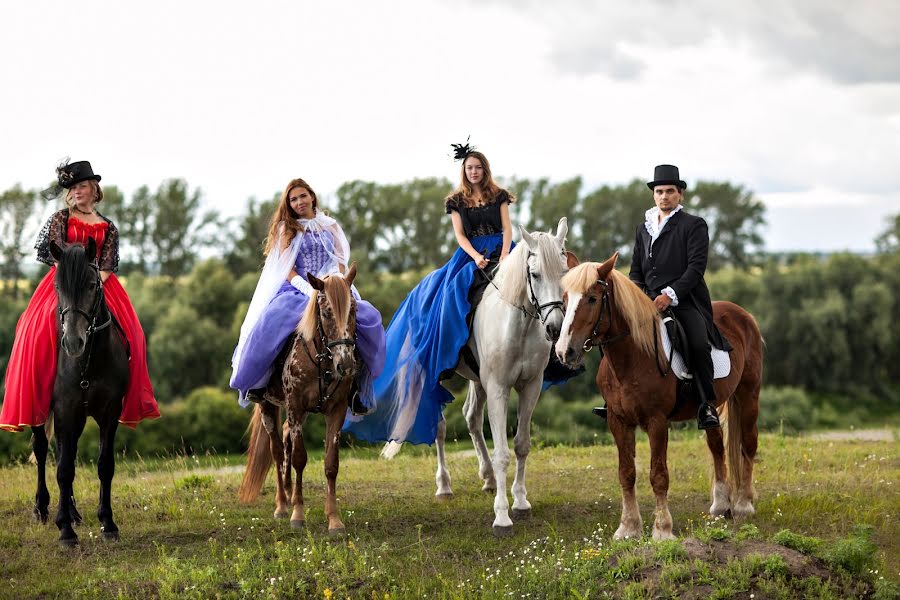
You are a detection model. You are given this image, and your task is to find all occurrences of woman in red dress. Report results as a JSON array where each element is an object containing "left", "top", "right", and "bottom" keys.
[{"left": 0, "top": 160, "right": 159, "bottom": 432}]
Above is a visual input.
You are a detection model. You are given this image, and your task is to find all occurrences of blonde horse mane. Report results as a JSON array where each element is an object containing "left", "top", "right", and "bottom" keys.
[
  {"left": 296, "top": 275, "right": 352, "bottom": 340},
  {"left": 495, "top": 232, "right": 567, "bottom": 305},
  {"left": 561, "top": 263, "right": 661, "bottom": 358}
]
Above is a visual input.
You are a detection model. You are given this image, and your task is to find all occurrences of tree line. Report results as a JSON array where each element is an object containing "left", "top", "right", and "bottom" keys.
[{"left": 0, "top": 177, "right": 897, "bottom": 460}]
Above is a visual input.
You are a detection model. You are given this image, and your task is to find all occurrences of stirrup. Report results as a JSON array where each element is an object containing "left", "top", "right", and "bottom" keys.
[
  {"left": 592, "top": 405, "right": 608, "bottom": 420},
  {"left": 697, "top": 404, "right": 720, "bottom": 430},
  {"left": 349, "top": 390, "right": 371, "bottom": 416}
]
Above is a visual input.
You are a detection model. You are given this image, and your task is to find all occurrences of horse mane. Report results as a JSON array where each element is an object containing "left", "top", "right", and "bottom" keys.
[
  {"left": 562, "top": 263, "right": 660, "bottom": 358},
  {"left": 495, "top": 233, "right": 566, "bottom": 305},
  {"left": 296, "top": 274, "right": 352, "bottom": 340},
  {"left": 56, "top": 244, "right": 93, "bottom": 298}
]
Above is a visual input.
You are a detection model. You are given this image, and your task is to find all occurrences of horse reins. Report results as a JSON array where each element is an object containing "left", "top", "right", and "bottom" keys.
[{"left": 301, "top": 293, "right": 357, "bottom": 413}]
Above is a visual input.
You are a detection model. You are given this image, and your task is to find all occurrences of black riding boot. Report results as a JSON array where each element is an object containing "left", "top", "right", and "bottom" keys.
[
  {"left": 697, "top": 402, "right": 720, "bottom": 430},
  {"left": 592, "top": 405, "right": 608, "bottom": 419}
]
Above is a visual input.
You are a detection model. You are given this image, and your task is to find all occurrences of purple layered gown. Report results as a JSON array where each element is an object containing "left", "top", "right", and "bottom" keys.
[{"left": 230, "top": 230, "right": 386, "bottom": 409}]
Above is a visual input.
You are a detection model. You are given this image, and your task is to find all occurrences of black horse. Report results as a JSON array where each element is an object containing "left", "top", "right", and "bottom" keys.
[{"left": 31, "top": 239, "right": 129, "bottom": 546}]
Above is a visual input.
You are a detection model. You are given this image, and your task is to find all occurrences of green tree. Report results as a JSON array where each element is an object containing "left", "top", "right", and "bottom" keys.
[
  {"left": 685, "top": 181, "right": 766, "bottom": 270},
  {"left": 152, "top": 179, "right": 218, "bottom": 277},
  {"left": 578, "top": 179, "right": 648, "bottom": 262},
  {"left": 0, "top": 185, "right": 40, "bottom": 299},
  {"left": 874, "top": 213, "right": 899, "bottom": 254},
  {"left": 224, "top": 194, "right": 279, "bottom": 276}
]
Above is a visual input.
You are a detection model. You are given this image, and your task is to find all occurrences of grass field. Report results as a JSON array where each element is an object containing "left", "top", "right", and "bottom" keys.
[{"left": 0, "top": 430, "right": 897, "bottom": 599}]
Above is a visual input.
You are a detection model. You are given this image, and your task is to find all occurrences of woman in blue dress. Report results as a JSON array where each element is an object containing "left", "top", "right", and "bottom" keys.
[
  {"left": 344, "top": 142, "right": 514, "bottom": 444},
  {"left": 230, "top": 177, "right": 386, "bottom": 415}
]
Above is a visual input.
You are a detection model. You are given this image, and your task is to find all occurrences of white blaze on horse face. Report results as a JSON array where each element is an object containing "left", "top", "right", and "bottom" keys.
[{"left": 555, "top": 292, "right": 582, "bottom": 362}]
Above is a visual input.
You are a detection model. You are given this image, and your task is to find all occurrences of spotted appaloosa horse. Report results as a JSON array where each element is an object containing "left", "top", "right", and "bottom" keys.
[
  {"left": 555, "top": 253, "right": 763, "bottom": 540},
  {"left": 239, "top": 265, "right": 358, "bottom": 535}
]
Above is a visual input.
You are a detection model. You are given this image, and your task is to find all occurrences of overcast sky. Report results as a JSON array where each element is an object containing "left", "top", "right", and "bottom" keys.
[{"left": 2, "top": 0, "right": 898, "bottom": 252}]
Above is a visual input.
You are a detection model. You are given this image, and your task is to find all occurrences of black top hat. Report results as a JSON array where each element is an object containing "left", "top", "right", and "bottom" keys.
[
  {"left": 57, "top": 160, "right": 101, "bottom": 189},
  {"left": 646, "top": 164, "right": 686, "bottom": 190}
]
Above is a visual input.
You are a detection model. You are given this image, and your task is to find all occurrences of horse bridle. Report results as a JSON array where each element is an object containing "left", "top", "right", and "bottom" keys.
[
  {"left": 56, "top": 262, "right": 112, "bottom": 390},
  {"left": 487, "top": 251, "right": 565, "bottom": 324},
  {"left": 302, "top": 290, "right": 357, "bottom": 413},
  {"left": 580, "top": 278, "right": 629, "bottom": 355},
  {"left": 580, "top": 277, "right": 670, "bottom": 376}
]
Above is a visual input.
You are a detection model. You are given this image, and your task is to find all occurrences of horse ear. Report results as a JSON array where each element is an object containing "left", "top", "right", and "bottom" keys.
[
  {"left": 86, "top": 237, "right": 97, "bottom": 261},
  {"left": 566, "top": 251, "right": 580, "bottom": 269},
  {"left": 307, "top": 272, "right": 325, "bottom": 291},
  {"left": 49, "top": 240, "right": 63, "bottom": 262},
  {"left": 345, "top": 262, "right": 357, "bottom": 287},
  {"left": 555, "top": 217, "right": 568, "bottom": 246},
  {"left": 596, "top": 252, "right": 619, "bottom": 279},
  {"left": 518, "top": 224, "right": 537, "bottom": 250}
]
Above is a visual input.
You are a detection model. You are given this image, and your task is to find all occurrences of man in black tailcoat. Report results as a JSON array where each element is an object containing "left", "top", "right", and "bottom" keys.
[{"left": 627, "top": 164, "right": 731, "bottom": 429}]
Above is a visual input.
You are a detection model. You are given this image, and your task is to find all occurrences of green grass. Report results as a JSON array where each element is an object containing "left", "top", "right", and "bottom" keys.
[{"left": 0, "top": 432, "right": 896, "bottom": 598}]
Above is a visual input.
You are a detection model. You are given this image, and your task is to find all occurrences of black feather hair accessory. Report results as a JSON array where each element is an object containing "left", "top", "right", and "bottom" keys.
[
  {"left": 40, "top": 156, "right": 72, "bottom": 201},
  {"left": 450, "top": 136, "right": 476, "bottom": 161}
]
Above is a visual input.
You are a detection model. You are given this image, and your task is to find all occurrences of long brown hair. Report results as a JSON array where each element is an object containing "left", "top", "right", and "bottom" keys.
[
  {"left": 446, "top": 151, "right": 514, "bottom": 206},
  {"left": 264, "top": 178, "right": 318, "bottom": 255}
]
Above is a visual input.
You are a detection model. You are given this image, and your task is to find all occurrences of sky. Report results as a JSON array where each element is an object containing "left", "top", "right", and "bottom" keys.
[{"left": 1, "top": 0, "right": 898, "bottom": 253}]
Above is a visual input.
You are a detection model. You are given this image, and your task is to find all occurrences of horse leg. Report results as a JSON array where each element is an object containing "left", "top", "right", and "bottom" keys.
[
  {"left": 324, "top": 408, "right": 346, "bottom": 535},
  {"left": 511, "top": 377, "right": 541, "bottom": 518},
  {"left": 463, "top": 382, "right": 495, "bottom": 493},
  {"left": 647, "top": 417, "right": 674, "bottom": 540},
  {"left": 484, "top": 380, "right": 513, "bottom": 536},
  {"left": 705, "top": 423, "right": 732, "bottom": 518},
  {"left": 287, "top": 413, "right": 307, "bottom": 529},
  {"left": 32, "top": 425, "right": 51, "bottom": 523},
  {"left": 732, "top": 380, "right": 760, "bottom": 517},
  {"left": 260, "top": 402, "right": 289, "bottom": 519},
  {"left": 53, "top": 409, "right": 86, "bottom": 546},
  {"left": 609, "top": 414, "right": 643, "bottom": 539},
  {"left": 97, "top": 415, "right": 120, "bottom": 540},
  {"left": 434, "top": 415, "right": 453, "bottom": 498}
]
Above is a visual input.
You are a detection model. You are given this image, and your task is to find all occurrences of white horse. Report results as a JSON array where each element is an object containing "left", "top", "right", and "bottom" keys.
[{"left": 431, "top": 218, "right": 574, "bottom": 536}]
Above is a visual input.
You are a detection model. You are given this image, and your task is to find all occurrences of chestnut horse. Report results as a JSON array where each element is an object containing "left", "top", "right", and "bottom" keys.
[
  {"left": 239, "top": 266, "right": 358, "bottom": 535},
  {"left": 555, "top": 253, "right": 763, "bottom": 540}
]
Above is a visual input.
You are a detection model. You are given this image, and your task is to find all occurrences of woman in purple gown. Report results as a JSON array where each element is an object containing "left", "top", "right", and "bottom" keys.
[{"left": 230, "top": 177, "right": 386, "bottom": 414}]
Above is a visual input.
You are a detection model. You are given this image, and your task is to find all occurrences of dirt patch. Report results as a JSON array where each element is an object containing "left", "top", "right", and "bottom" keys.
[{"left": 619, "top": 537, "right": 853, "bottom": 599}]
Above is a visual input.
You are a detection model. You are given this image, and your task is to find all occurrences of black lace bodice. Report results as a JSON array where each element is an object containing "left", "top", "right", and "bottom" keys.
[
  {"left": 34, "top": 209, "right": 120, "bottom": 272},
  {"left": 445, "top": 190, "right": 511, "bottom": 238}
]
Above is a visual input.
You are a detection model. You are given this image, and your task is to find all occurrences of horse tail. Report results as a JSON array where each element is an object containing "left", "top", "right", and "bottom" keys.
[
  {"left": 238, "top": 404, "right": 274, "bottom": 504},
  {"left": 381, "top": 441, "right": 403, "bottom": 459},
  {"left": 28, "top": 413, "right": 55, "bottom": 465},
  {"left": 723, "top": 396, "right": 745, "bottom": 500}
]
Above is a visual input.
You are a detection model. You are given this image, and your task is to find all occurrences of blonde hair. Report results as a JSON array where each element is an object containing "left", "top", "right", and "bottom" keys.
[
  {"left": 65, "top": 180, "right": 103, "bottom": 207},
  {"left": 296, "top": 274, "right": 353, "bottom": 340},
  {"left": 264, "top": 178, "right": 319, "bottom": 256},
  {"left": 561, "top": 264, "right": 661, "bottom": 358}
]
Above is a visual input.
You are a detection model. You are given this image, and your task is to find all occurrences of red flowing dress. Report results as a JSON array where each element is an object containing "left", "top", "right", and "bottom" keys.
[{"left": 0, "top": 212, "right": 160, "bottom": 432}]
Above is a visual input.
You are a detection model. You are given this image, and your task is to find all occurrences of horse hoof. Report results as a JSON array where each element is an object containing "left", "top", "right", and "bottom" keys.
[
  {"left": 482, "top": 485, "right": 497, "bottom": 494},
  {"left": 290, "top": 520, "right": 306, "bottom": 530},
  {"left": 58, "top": 537, "right": 78, "bottom": 548},
  {"left": 274, "top": 512, "right": 290, "bottom": 520},
  {"left": 492, "top": 525, "right": 514, "bottom": 538},
  {"left": 511, "top": 508, "right": 531, "bottom": 520},
  {"left": 32, "top": 510, "right": 48, "bottom": 524},
  {"left": 435, "top": 493, "right": 454, "bottom": 501},
  {"left": 328, "top": 528, "right": 346, "bottom": 538}
]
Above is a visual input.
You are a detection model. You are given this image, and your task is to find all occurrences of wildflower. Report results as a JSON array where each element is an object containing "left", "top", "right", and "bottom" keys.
[{"left": 323, "top": 588, "right": 333, "bottom": 599}]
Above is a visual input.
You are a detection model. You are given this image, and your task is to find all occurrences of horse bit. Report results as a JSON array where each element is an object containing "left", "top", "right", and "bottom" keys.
[{"left": 302, "top": 294, "right": 357, "bottom": 413}]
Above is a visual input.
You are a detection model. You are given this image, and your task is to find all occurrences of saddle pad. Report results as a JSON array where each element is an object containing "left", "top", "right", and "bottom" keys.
[{"left": 659, "top": 318, "right": 731, "bottom": 380}]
